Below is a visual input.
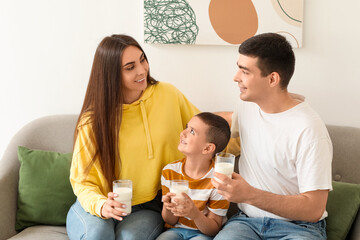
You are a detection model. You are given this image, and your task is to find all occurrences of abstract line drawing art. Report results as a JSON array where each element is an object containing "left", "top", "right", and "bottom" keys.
[
  {"left": 272, "top": 0, "right": 303, "bottom": 27},
  {"left": 144, "top": 0, "right": 199, "bottom": 44},
  {"left": 144, "top": 0, "right": 304, "bottom": 48}
]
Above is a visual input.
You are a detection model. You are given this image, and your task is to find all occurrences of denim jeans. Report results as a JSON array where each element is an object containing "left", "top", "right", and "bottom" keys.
[
  {"left": 66, "top": 194, "right": 164, "bottom": 240},
  {"left": 156, "top": 227, "right": 213, "bottom": 240},
  {"left": 214, "top": 210, "right": 327, "bottom": 240}
]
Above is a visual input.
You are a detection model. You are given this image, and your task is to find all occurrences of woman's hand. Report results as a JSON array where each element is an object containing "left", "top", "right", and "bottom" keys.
[
  {"left": 100, "top": 192, "right": 129, "bottom": 221},
  {"left": 289, "top": 92, "right": 305, "bottom": 102}
]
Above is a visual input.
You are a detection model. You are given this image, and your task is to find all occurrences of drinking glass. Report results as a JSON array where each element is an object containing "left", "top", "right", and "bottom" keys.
[
  {"left": 113, "top": 179, "right": 132, "bottom": 215},
  {"left": 214, "top": 152, "right": 235, "bottom": 183},
  {"left": 170, "top": 180, "right": 189, "bottom": 208}
]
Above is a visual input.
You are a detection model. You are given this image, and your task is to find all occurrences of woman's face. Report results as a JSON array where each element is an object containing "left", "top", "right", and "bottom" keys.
[{"left": 121, "top": 45, "right": 149, "bottom": 103}]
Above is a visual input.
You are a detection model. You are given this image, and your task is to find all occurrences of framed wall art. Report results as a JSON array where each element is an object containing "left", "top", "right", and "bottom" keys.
[{"left": 144, "top": 0, "right": 303, "bottom": 48}]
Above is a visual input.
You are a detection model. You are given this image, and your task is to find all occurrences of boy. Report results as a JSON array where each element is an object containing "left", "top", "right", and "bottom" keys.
[{"left": 157, "top": 112, "right": 231, "bottom": 240}]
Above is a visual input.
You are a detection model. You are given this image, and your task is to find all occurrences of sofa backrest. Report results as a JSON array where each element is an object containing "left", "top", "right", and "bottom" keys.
[
  {"left": 327, "top": 125, "right": 360, "bottom": 184},
  {"left": 327, "top": 125, "right": 360, "bottom": 240}
]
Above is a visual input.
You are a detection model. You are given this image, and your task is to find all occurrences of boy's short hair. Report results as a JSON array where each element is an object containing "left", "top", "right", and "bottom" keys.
[
  {"left": 238, "top": 32, "right": 295, "bottom": 89},
  {"left": 195, "top": 112, "right": 231, "bottom": 156}
]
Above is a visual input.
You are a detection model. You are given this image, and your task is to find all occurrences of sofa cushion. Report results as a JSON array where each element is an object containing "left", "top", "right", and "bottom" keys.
[
  {"left": 16, "top": 146, "right": 76, "bottom": 231},
  {"left": 326, "top": 181, "right": 360, "bottom": 240},
  {"left": 8, "top": 226, "right": 68, "bottom": 240}
]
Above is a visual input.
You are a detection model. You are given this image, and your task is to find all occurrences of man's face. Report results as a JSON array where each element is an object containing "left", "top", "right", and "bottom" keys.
[{"left": 233, "top": 54, "right": 270, "bottom": 103}]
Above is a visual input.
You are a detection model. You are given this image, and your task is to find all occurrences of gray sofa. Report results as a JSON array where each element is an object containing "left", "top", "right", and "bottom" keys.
[{"left": 0, "top": 114, "right": 359, "bottom": 240}]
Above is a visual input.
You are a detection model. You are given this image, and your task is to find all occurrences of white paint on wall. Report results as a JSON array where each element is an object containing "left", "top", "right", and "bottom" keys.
[{"left": 1, "top": 0, "right": 360, "bottom": 158}]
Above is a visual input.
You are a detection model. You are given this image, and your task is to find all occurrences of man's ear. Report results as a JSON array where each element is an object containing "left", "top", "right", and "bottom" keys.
[
  {"left": 268, "top": 72, "right": 281, "bottom": 88},
  {"left": 203, "top": 143, "right": 216, "bottom": 155}
]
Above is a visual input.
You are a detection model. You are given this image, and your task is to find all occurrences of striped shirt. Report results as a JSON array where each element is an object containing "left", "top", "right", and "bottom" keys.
[{"left": 161, "top": 158, "right": 229, "bottom": 230}]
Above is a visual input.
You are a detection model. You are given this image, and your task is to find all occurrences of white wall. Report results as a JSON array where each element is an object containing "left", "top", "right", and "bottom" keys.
[{"left": 1, "top": 0, "right": 360, "bottom": 158}]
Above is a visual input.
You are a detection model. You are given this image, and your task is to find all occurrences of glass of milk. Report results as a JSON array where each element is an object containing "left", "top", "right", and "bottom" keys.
[
  {"left": 170, "top": 180, "right": 189, "bottom": 208},
  {"left": 214, "top": 152, "right": 235, "bottom": 184},
  {"left": 113, "top": 179, "right": 132, "bottom": 215}
]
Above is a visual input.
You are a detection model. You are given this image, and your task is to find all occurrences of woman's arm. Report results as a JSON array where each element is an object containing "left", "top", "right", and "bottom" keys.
[
  {"left": 214, "top": 112, "right": 233, "bottom": 126},
  {"left": 70, "top": 122, "right": 109, "bottom": 217}
]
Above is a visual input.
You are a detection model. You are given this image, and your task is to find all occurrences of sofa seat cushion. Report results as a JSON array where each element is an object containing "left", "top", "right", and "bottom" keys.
[{"left": 8, "top": 226, "right": 68, "bottom": 240}]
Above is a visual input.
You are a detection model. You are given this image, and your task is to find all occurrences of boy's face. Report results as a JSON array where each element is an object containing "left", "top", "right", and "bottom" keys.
[
  {"left": 178, "top": 116, "right": 209, "bottom": 156},
  {"left": 233, "top": 54, "right": 270, "bottom": 103}
]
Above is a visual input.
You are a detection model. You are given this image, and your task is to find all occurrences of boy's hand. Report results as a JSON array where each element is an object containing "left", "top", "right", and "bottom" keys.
[
  {"left": 171, "top": 193, "right": 200, "bottom": 220},
  {"left": 162, "top": 192, "right": 177, "bottom": 211}
]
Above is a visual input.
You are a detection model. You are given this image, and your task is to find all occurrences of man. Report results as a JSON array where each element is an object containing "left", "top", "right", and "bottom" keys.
[{"left": 212, "top": 33, "right": 333, "bottom": 239}]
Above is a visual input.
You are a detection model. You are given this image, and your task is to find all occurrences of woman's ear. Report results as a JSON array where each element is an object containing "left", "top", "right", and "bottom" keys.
[{"left": 203, "top": 143, "right": 216, "bottom": 155}]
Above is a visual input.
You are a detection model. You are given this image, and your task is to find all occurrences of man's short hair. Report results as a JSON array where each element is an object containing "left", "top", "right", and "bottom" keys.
[
  {"left": 239, "top": 33, "right": 295, "bottom": 89},
  {"left": 195, "top": 112, "right": 231, "bottom": 156}
]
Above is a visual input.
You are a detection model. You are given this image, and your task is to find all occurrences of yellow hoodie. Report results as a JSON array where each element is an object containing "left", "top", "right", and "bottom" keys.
[{"left": 70, "top": 82, "right": 199, "bottom": 217}]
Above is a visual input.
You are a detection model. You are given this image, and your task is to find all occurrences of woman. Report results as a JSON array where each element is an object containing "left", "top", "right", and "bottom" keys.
[{"left": 66, "top": 34, "right": 199, "bottom": 240}]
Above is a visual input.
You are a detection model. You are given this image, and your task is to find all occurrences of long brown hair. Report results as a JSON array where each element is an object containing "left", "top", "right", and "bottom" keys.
[{"left": 74, "top": 34, "right": 157, "bottom": 190}]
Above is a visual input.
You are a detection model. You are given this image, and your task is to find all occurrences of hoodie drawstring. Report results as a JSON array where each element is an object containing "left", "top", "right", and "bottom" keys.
[{"left": 140, "top": 100, "right": 154, "bottom": 159}]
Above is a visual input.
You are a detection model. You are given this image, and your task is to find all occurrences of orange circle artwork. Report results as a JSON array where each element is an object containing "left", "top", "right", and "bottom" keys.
[{"left": 209, "top": 0, "right": 258, "bottom": 45}]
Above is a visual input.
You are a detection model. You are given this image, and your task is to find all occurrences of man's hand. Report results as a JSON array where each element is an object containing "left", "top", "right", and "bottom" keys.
[
  {"left": 211, "top": 172, "right": 253, "bottom": 203},
  {"left": 211, "top": 172, "right": 329, "bottom": 222}
]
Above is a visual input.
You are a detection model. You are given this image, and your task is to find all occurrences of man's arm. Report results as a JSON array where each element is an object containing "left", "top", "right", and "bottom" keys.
[{"left": 212, "top": 173, "right": 329, "bottom": 222}]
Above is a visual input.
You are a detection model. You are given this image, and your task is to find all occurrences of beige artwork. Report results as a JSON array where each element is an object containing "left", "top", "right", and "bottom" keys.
[
  {"left": 144, "top": 0, "right": 304, "bottom": 48},
  {"left": 208, "top": 0, "right": 258, "bottom": 45}
]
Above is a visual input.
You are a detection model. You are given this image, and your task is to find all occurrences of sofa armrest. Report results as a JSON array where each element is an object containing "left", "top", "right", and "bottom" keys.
[
  {"left": 0, "top": 140, "right": 20, "bottom": 240},
  {"left": 0, "top": 114, "right": 78, "bottom": 240},
  {"left": 347, "top": 210, "right": 360, "bottom": 240}
]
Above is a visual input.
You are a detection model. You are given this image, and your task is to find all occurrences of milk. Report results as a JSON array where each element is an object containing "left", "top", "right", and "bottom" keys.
[
  {"left": 113, "top": 187, "right": 132, "bottom": 214},
  {"left": 214, "top": 162, "right": 234, "bottom": 183},
  {"left": 170, "top": 185, "right": 189, "bottom": 199},
  {"left": 170, "top": 184, "right": 189, "bottom": 208}
]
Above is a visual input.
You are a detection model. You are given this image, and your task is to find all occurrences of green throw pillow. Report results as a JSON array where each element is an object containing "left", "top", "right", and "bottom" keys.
[
  {"left": 16, "top": 146, "right": 76, "bottom": 231},
  {"left": 326, "top": 181, "right": 360, "bottom": 240}
]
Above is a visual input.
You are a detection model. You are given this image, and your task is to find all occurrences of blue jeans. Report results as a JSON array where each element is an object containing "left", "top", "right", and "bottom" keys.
[
  {"left": 214, "top": 210, "right": 327, "bottom": 240},
  {"left": 66, "top": 194, "right": 164, "bottom": 240},
  {"left": 156, "top": 228, "right": 213, "bottom": 240}
]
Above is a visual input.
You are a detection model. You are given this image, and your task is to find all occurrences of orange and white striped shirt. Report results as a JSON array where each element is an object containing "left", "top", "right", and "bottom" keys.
[{"left": 161, "top": 158, "right": 229, "bottom": 230}]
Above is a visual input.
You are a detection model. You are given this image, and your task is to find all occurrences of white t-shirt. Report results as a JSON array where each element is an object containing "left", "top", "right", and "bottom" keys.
[{"left": 232, "top": 100, "right": 333, "bottom": 220}]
